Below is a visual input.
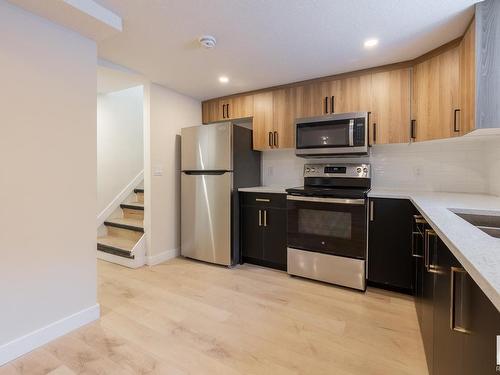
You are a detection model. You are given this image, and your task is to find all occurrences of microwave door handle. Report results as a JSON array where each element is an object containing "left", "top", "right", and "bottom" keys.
[{"left": 348, "top": 119, "right": 354, "bottom": 146}]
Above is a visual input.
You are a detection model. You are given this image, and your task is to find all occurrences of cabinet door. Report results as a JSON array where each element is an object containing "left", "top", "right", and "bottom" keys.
[
  {"left": 459, "top": 18, "right": 476, "bottom": 136},
  {"left": 412, "top": 47, "right": 460, "bottom": 141},
  {"left": 202, "top": 99, "right": 221, "bottom": 124},
  {"left": 433, "top": 239, "right": 465, "bottom": 375},
  {"left": 371, "top": 69, "right": 411, "bottom": 144},
  {"left": 368, "top": 198, "right": 414, "bottom": 291},
  {"left": 462, "top": 275, "right": 500, "bottom": 375},
  {"left": 252, "top": 92, "right": 274, "bottom": 151},
  {"left": 294, "top": 84, "right": 320, "bottom": 119},
  {"left": 273, "top": 88, "right": 295, "bottom": 149},
  {"left": 229, "top": 95, "right": 253, "bottom": 120},
  {"left": 337, "top": 75, "right": 372, "bottom": 114},
  {"left": 241, "top": 205, "right": 263, "bottom": 260},
  {"left": 262, "top": 208, "right": 287, "bottom": 270}
]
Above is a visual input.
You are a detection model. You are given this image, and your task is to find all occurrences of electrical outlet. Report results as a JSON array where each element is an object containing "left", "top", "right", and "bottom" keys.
[{"left": 267, "top": 166, "right": 274, "bottom": 177}]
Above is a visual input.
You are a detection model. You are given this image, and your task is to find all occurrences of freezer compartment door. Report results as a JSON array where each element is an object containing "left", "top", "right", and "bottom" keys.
[
  {"left": 181, "top": 171, "right": 232, "bottom": 265},
  {"left": 181, "top": 123, "right": 232, "bottom": 171}
]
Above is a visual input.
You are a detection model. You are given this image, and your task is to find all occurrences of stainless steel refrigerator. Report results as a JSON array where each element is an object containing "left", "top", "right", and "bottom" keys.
[{"left": 181, "top": 122, "right": 261, "bottom": 266}]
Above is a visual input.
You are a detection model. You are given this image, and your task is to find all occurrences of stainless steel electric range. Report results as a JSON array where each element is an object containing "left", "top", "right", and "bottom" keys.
[{"left": 286, "top": 163, "right": 371, "bottom": 291}]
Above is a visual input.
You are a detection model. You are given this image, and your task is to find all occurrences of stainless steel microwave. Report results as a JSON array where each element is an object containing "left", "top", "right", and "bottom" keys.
[{"left": 295, "top": 112, "right": 369, "bottom": 157}]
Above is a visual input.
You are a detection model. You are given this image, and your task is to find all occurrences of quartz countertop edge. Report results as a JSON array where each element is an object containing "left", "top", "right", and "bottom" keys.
[
  {"left": 369, "top": 189, "right": 500, "bottom": 312},
  {"left": 238, "top": 186, "right": 288, "bottom": 194}
]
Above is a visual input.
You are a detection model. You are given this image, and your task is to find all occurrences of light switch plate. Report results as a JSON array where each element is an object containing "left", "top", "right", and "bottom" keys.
[{"left": 153, "top": 165, "right": 163, "bottom": 176}]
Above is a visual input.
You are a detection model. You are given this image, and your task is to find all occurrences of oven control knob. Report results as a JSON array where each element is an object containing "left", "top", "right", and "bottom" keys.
[
  {"left": 363, "top": 167, "right": 368, "bottom": 173},
  {"left": 356, "top": 167, "right": 362, "bottom": 173},
  {"left": 305, "top": 168, "right": 310, "bottom": 173},
  {"left": 311, "top": 168, "right": 316, "bottom": 172}
]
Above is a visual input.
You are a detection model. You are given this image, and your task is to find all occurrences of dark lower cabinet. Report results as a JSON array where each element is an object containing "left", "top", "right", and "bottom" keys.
[
  {"left": 462, "top": 269, "right": 500, "bottom": 375},
  {"left": 417, "top": 236, "right": 500, "bottom": 375},
  {"left": 240, "top": 192, "right": 287, "bottom": 270},
  {"left": 368, "top": 198, "right": 416, "bottom": 292},
  {"left": 240, "top": 205, "right": 262, "bottom": 260},
  {"left": 418, "top": 227, "right": 438, "bottom": 375},
  {"left": 433, "top": 239, "right": 464, "bottom": 375},
  {"left": 262, "top": 208, "right": 287, "bottom": 267}
]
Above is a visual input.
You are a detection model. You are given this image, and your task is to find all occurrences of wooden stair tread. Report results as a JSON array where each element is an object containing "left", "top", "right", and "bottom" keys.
[
  {"left": 104, "top": 217, "right": 144, "bottom": 232},
  {"left": 97, "top": 235, "right": 136, "bottom": 252}
]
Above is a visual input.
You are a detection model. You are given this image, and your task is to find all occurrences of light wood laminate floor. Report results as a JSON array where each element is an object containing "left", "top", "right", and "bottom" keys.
[{"left": 0, "top": 258, "right": 428, "bottom": 374}]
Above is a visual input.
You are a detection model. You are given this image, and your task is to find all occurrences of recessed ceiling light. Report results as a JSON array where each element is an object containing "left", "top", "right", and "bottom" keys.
[
  {"left": 364, "top": 38, "right": 379, "bottom": 48},
  {"left": 219, "top": 76, "right": 229, "bottom": 84}
]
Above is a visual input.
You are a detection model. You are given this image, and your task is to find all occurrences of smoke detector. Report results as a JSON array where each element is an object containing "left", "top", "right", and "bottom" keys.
[{"left": 199, "top": 35, "right": 217, "bottom": 49}]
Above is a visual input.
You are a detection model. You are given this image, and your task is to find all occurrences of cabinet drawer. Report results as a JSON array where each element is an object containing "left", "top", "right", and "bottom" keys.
[{"left": 240, "top": 192, "right": 286, "bottom": 208}]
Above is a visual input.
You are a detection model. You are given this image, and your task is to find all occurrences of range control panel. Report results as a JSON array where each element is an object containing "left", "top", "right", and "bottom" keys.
[{"left": 303, "top": 164, "right": 370, "bottom": 178}]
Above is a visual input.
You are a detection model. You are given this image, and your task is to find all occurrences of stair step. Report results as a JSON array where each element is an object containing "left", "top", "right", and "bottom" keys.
[
  {"left": 121, "top": 202, "right": 144, "bottom": 211},
  {"left": 134, "top": 188, "right": 144, "bottom": 194},
  {"left": 97, "top": 243, "right": 135, "bottom": 259},
  {"left": 104, "top": 217, "right": 144, "bottom": 232}
]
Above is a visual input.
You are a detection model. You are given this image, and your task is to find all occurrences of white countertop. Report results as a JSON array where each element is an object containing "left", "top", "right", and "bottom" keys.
[
  {"left": 238, "top": 186, "right": 288, "bottom": 194},
  {"left": 369, "top": 188, "right": 500, "bottom": 311}
]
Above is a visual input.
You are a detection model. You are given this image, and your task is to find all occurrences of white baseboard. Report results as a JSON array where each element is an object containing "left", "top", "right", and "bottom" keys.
[
  {"left": 0, "top": 304, "right": 100, "bottom": 366},
  {"left": 146, "top": 248, "right": 179, "bottom": 266},
  {"left": 97, "top": 170, "right": 144, "bottom": 227}
]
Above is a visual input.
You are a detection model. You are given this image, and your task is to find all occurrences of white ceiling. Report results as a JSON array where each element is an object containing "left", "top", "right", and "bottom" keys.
[{"left": 95, "top": 0, "right": 478, "bottom": 100}]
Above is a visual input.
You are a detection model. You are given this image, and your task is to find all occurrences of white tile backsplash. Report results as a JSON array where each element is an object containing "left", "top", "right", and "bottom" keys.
[{"left": 262, "top": 136, "right": 500, "bottom": 196}]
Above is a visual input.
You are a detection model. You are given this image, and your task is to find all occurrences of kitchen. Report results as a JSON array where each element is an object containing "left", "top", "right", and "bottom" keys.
[
  {"left": 179, "top": 0, "right": 500, "bottom": 374},
  {"left": 1, "top": 0, "right": 499, "bottom": 374}
]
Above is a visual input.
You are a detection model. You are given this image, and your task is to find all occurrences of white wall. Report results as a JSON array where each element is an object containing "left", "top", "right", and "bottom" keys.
[
  {"left": 97, "top": 86, "right": 144, "bottom": 213},
  {"left": 144, "top": 83, "right": 201, "bottom": 263},
  {"left": 262, "top": 136, "right": 500, "bottom": 196},
  {"left": 0, "top": 0, "right": 98, "bottom": 362}
]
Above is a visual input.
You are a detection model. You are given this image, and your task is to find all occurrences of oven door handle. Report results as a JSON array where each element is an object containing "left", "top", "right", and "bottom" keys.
[{"left": 286, "top": 195, "right": 365, "bottom": 205}]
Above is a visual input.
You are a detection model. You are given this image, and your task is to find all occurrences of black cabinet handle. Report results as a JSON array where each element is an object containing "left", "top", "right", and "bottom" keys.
[
  {"left": 227, "top": 103, "right": 230, "bottom": 119},
  {"left": 324, "top": 96, "right": 328, "bottom": 114},
  {"left": 274, "top": 131, "right": 279, "bottom": 147},
  {"left": 453, "top": 109, "right": 461, "bottom": 133},
  {"left": 373, "top": 123, "right": 377, "bottom": 144},
  {"left": 410, "top": 119, "right": 416, "bottom": 140},
  {"left": 331, "top": 96, "right": 335, "bottom": 113},
  {"left": 222, "top": 104, "right": 226, "bottom": 119},
  {"left": 268, "top": 132, "right": 273, "bottom": 147}
]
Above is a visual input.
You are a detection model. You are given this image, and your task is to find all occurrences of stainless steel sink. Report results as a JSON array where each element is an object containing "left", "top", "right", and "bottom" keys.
[{"left": 454, "top": 212, "right": 500, "bottom": 238}]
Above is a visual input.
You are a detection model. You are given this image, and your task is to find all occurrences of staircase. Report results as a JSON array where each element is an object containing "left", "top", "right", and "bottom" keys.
[{"left": 97, "top": 188, "right": 146, "bottom": 268}]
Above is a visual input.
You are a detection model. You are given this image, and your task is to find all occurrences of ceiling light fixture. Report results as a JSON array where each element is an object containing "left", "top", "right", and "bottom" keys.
[
  {"left": 364, "top": 38, "right": 379, "bottom": 48},
  {"left": 219, "top": 76, "right": 229, "bottom": 84},
  {"left": 199, "top": 35, "right": 217, "bottom": 49}
]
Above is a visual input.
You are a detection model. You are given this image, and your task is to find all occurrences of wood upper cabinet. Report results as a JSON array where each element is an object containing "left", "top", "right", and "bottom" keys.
[
  {"left": 202, "top": 95, "right": 254, "bottom": 124},
  {"left": 228, "top": 95, "right": 253, "bottom": 120},
  {"left": 253, "top": 90, "right": 295, "bottom": 150},
  {"left": 370, "top": 69, "right": 411, "bottom": 144},
  {"left": 252, "top": 92, "right": 274, "bottom": 150},
  {"left": 272, "top": 88, "right": 295, "bottom": 149},
  {"left": 202, "top": 99, "right": 221, "bottom": 124},
  {"left": 336, "top": 74, "right": 372, "bottom": 113},
  {"left": 412, "top": 46, "right": 460, "bottom": 142},
  {"left": 459, "top": 18, "right": 476, "bottom": 136}
]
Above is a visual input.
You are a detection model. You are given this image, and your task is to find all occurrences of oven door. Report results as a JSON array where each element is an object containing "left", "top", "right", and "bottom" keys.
[{"left": 287, "top": 195, "right": 367, "bottom": 259}]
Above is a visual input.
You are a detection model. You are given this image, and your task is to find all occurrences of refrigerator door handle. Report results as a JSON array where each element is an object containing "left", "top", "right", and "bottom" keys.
[{"left": 183, "top": 170, "right": 229, "bottom": 175}]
